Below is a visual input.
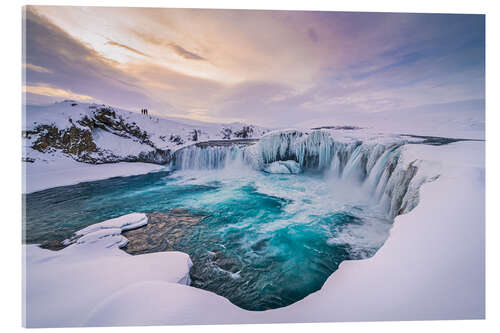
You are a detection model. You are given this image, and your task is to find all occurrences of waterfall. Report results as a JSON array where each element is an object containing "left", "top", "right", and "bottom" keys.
[
  {"left": 171, "top": 130, "right": 434, "bottom": 218},
  {"left": 172, "top": 145, "right": 242, "bottom": 170}
]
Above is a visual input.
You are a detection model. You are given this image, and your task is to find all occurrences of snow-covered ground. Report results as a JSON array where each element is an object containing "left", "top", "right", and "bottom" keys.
[
  {"left": 23, "top": 150, "right": 165, "bottom": 193},
  {"left": 23, "top": 139, "right": 485, "bottom": 326}
]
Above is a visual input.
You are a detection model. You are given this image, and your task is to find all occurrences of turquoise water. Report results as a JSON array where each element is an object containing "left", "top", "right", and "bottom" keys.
[{"left": 24, "top": 167, "right": 393, "bottom": 310}]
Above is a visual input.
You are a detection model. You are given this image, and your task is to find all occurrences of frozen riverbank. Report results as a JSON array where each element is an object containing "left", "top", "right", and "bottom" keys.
[{"left": 23, "top": 154, "right": 165, "bottom": 193}]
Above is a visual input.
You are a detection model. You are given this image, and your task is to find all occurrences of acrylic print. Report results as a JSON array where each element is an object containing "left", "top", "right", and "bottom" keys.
[{"left": 22, "top": 6, "right": 485, "bottom": 327}]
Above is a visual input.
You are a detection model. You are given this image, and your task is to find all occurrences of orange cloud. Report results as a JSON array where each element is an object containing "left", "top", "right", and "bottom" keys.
[
  {"left": 23, "top": 84, "right": 94, "bottom": 101},
  {"left": 24, "top": 63, "right": 52, "bottom": 73}
]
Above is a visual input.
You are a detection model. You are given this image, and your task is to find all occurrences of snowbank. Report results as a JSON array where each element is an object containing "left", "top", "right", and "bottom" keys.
[
  {"left": 23, "top": 213, "right": 193, "bottom": 327},
  {"left": 62, "top": 213, "right": 148, "bottom": 248},
  {"left": 23, "top": 141, "right": 484, "bottom": 326},
  {"left": 23, "top": 151, "right": 165, "bottom": 193}
]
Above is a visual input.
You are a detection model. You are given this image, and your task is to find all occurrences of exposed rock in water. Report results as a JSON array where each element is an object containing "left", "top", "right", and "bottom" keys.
[{"left": 121, "top": 210, "right": 207, "bottom": 255}]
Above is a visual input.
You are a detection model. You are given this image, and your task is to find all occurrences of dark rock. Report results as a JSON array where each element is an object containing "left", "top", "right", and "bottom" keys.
[
  {"left": 22, "top": 157, "right": 35, "bottom": 163},
  {"left": 234, "top": 126, "right": 254, "bottom": 138},
  {"left": 30, "top": 124, "right": 98, "bottom": 158},
  {"left": 401, "top": 134, "right": 483, "bottom": 146},
  {"left": 311, "top": 125, "right": 362, "bottom": 130},
  {"left": 39, "top": 240, "right": 67, "bottom": 251},
  {"left": 169, "top": 134, "right": 184, "bottom": 145},
  {"left": 121, "top": 210, "right": 207, "bottom": 255},
  {"left": 220, "top": 128, "right": 232, "bottom": 139},
  {"left": 193, "top": 138, "right": 259, "bottom": 148},
  {"left": 190, "top": 129, "right": 201, "bottom": 142}
]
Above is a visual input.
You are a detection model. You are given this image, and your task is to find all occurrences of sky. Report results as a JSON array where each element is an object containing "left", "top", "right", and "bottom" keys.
[{"left": 23, "top": 6, "right": 485, "bottom": 127}]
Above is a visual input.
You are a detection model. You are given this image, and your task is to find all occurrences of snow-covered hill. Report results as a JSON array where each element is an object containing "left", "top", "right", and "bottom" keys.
[{"left": 23, "top": 100, "right": 269, "bottom": 165}]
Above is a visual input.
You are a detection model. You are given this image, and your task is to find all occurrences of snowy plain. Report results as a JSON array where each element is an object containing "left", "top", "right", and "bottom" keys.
[{"left": 22, "top": 101, "right": 485, "bottom": 326}]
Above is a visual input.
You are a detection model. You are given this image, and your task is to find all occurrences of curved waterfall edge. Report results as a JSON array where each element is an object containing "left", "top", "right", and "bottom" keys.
[{"left": 171, "top": 130, "right": 439, "bottom": 218}]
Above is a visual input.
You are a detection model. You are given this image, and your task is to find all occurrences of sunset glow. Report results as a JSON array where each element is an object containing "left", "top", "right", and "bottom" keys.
[{"left": 24, "top": 6, "right": 485, "bottom": 126}]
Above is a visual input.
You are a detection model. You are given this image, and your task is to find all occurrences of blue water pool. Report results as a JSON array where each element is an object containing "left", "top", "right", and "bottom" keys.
[{"left": 24, "top": 167, "right": 393, "bottom": 310}]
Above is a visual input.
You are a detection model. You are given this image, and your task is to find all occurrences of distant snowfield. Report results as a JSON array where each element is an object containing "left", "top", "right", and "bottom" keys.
[
  {"left": 299, "top": 99, "right": 485, "bottom": 140},
  {"left": 23, "top": 100, "right": 485, "bottom": 326}
]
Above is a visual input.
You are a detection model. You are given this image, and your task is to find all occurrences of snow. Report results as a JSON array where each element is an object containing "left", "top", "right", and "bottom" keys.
[
  {"left": 24, "top": 101, "right": 94, "bottom": 131},
  {"left": 62, "top": 213, "right": 148, "bottom": 248},
  {"left": 23, "top": 151, "right": 165, "bottom": 193},
  {"left": 23, "top": 140, "right": 484, "bottom": 326},
  {"left": 298, "top": 99, "right": 485, "bottom": 140},
  {"left": 92, "top": 128, "right": 155, "bottom": 156},
  {"left": 24, "top": 213, "right": 193, "bottom": 328}
]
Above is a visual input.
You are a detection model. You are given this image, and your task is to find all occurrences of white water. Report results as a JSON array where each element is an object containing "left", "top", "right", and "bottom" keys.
[{"left": 172, "top": 130, "right": 434, "bottom": 217}]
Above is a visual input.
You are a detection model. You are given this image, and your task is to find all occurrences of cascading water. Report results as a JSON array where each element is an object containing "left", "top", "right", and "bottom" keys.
[
  {"left": 172, "top": 130, "right": 429, "bottom": 217},
  {"left": 172, "top": 145, "right": 242, "bottom": 170}
]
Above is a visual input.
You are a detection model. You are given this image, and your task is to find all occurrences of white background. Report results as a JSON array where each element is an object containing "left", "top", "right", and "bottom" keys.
[{"left": 1, "top": 0, "right": 498, "bottom": 332}]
